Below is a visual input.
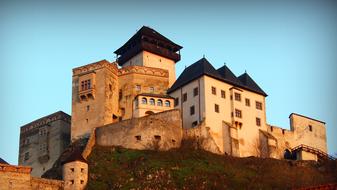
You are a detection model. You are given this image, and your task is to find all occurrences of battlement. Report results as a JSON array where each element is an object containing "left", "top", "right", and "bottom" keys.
[
  {"left": 20, "top": 111, "right": 71, "bottom": 134},
  {"left": 0, "top": 163, "right": 32, "bottom": 174},
  {"left": 268, "top": 125, "right": 292, "bottom": 135},
  {"left": 72, "top": 59, "right": 118, "bottom": 76},
  {"left": 118, "top": 65, "right": 169, "bottom": 78}
]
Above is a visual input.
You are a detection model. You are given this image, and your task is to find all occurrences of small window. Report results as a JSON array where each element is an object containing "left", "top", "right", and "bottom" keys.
[
  {"left": 80, "top": 180, "right": 84, "bottom": 184},
  {"left": 256, "top": 101, "right": 263, "bottom": 110},
  {"left": 149, "top": 87, "right": 154, "bottom": 93},
  {"left": 271, "top": 126, "right": 273, "bottom": 132},
  {"left": 109, "top": 84, "right": 112, "bottom": 91},
  {"left": 183, "top": 93, "right": 187, "bottom": 102},
  {"left": 214, "top": 104, "right": 219, "bottom": 113},
  {"left": 235, "top": 109, "right": 242, "bottom": 118},
  {"left": 24, "top": 152, "right": 29, "bottom": 161},
  {"left": 149, "top": 98, "right": 155, "bottom": 105},
  {"left": 245, "top": 98, "right": 250, "bottom": 107},
  {"left": 192, "top": 121, "right": 198, "bottom": 127},
  {"left": 165, "top": 100, "right": 170, "bottom": 107},
  {"left": 142, "top": 98, "right": 147, "bottom": 104},
  {"left": 256, "top": 117, "right": 261, "bottom": 126},
  {"left": 221, "top": 90, "right": 225, "bottom": 99},
  {"left": 282, "top": 129, "right": 285, "bottom": 135},
  {"left": 135, "top": 85, "right": 141, "bottom": 91},
  {"left": 70, "top": 168, "right": 74, "bottom": 172},
  {"left": 86, "top": 105, "right": 90, "bottom": 111},
  {"left": 135, "top": 135, "right": 141, "bottom": 141},
  {"left": 190, "top": 106, "right": 195, "bottom": 115},
  {"left": 211, "top": 86, "right": 216, "bottom": 95},
  {"left": 234, "top": 93, "right": 241, "bottom": 101},
  {"left": 70, "top": 180, "right": 74, "bottom": 185},
  {"left": 81, "top": 168, "right": 84, "bottom": 172},
  {"left": 174, "top": 98, "right": 179, "bottom": 106},
  {"left": 157, "top": 99, "right": 163, "bottom": 106},
  {"left": 309, "top": 125, "right": 312, "bottom": 131},
  {"left": 193, "top": 87, "right": 198, "bottom": 97},
  {"left": 154, "top": 135, "right": 161, "bottom": 140}
]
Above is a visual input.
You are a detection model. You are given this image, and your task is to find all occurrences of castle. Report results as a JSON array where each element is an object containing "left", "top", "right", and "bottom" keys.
[{"left": 2, "top": 26, "right": 329, "bottom": 190}]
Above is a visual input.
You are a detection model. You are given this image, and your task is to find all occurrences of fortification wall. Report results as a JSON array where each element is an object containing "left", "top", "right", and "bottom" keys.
[{"left": 95, "top": 109, "right": 182, "bottom": 150}]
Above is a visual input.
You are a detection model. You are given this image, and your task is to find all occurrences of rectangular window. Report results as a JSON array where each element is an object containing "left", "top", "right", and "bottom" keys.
[
  {"left": 24, "top": 152, "right": 29, "bottom": 161},
  {"left": 86, "top": 105, "right": 90, "bottom": 111},
  {"left": 256, "top": 117, "right": 261, "bottom": 126},
  {"left": 149, "top": 87, "right": 154, "bottom": 92},
  {"left": 174, "top": 98, "right": 179, "bottom": 106},
  {"left": 245, "top": 98, "right": 250, "bottom": 107},
  {"left": 309, "top": 125, "right": 312, "bottom": 131},
  {"left": 81, "top": 79, "right": 91, "bottom": 91},
  {"left": 193, "top": 87, "right": 198, "bottom": 97},
  {"left": 235, "top": 109, "right": 242, "bottom": 118},
  {"left": 214, "top": 104, "right": 219, "bottom": 113},
  {"left": 192, "top": 121, "right": 198, "bottom": 128},
  {"left": 234, "top": 93, "right": 241, "bottom": 101},
  {"left": 183, "top": 93, "right": 187, "bottom": 102},
  {"left": 221, "top": 90, "right": 225, "bottom": 99},
  {"left": 190, "top": 105, "right": 195, "bottom": 115},
  {"left": 135, "top": 85, "right": 141, "bottom": 91},
  {"left": 211, "top": 86, "right": 216, "bottom": 95},
  {"left": 256, "top": 101, "right": 262, "bottom": 110}
]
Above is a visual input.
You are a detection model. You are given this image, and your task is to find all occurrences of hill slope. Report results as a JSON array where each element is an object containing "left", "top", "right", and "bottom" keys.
[{"left": 87, "top": 146, "right": 337, "bottom": 190}]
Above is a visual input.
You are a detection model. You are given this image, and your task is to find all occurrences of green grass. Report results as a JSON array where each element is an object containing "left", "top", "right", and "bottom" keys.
[{"left": 86, "top": 146, "right": 337, "bottom": 190}]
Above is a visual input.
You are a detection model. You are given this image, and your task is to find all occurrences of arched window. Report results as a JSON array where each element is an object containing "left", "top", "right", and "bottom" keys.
[
  {"left": 141, "top": 98, "right": 147, "bottom": 104},
  {"left": 165, "top": 100, "right": 171, "bottom": 107},
  {"left": 157, "top": 99, "right": 163, "bottom": 106},
  {"left": 149, "top": 98, "right": 155, "bottom": 105}
]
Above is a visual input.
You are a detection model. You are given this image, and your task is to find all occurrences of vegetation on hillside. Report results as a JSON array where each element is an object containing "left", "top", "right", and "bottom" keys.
[{"left": 86, "top": 145, "right": 337, "bottom": 190}]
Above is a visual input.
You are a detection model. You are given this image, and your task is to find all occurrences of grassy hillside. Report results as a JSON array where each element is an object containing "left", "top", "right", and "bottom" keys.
[{"left": 86, "top": 146, "right": 337, "bottom": 190}]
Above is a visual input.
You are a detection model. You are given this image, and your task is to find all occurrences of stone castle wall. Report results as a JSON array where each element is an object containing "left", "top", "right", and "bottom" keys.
[{"left": 95, "top": 109, "right": 182, "bottom": 150}]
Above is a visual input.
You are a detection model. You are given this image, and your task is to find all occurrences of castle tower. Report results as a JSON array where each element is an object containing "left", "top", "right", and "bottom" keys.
[
  {"left": 71, "top": 60, "right": 119, "bottom": 141},
  {"left": 62, "top": 149, "right": 88, "bottom": 190},
  {"left": 114, "top": 26, "right": 182, "bottom": 87}
]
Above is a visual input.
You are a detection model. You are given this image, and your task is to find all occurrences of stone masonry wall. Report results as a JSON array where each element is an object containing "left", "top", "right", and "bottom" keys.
[{"left": 96, "top": 109, "right": 182, "bottom": 151}]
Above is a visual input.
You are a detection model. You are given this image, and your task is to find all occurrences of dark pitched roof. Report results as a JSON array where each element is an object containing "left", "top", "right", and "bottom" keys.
[
  {"left": 0, "top": 157, "right": 9, "bottom": 165},
  {"left": 168, "top": 58, "right": 223, "bottom": 93},
  {"left": 61, "top": 148, "right": 87, "bottom": 165},
  {"left": 237, "top": 73, "right": 267, "bottom": 96},
  {"left": 217, "top": 65, "right": 242, "bottom": 86},
  {"left": 114, "top": 26, "right": 182, "bottom": 55}
]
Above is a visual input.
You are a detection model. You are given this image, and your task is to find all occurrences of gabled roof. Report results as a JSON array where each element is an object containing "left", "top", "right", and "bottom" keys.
[
  {"left": 217, "top": 65, "right": 242, "bottom": 86},
  {"left": 114, "top": 26, "right": 182, "bottom": 55},
  {"left": 61, "top": 148, "right": 87, "bottom": 165},
  {"left": 0, "top": 157, "right": 8, "bottom": 165},
  {"left": 238, "top": 73, "right": 267, "bottom": 96},
  {"left": 168, "top": 58, "right": 223, "bottom": 93}
]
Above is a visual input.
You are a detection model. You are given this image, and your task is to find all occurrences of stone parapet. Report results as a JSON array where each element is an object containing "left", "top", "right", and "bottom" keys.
[
  {"left": 73, "top": 60, "right": 118, "bottom": 76},
  {"left": 118, "top": 65, "right": 168, "bottom": 78}
]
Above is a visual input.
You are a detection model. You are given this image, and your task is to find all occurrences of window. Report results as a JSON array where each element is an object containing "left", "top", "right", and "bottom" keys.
[
  {"left": 193, "top": 87, "right": 198, "bottom": 96},
  {"left": 256, "top": 117, "right": 261, "bottom": 126},
  {"left": 309, "top": 125, "right": 312, "bottom": 131},
  {"left": 256, "top": 101, "right": 262, "bottom": 110},
  {"left": 157, "top": 99, "right": 163, "bottom": 106},
  {"left": 214, "top": 104, "right": 219, "bottom": 113},
  {"left": 183, "top": 93, "right": 187, "bottom": 102},
  {"left": 154, "top": 135, "right": 161, "bottom": 140},
  {"left": 135, "top": 85, "right": 141, "bottom": 91},
  {"left": 109, "top": 84, "right": 112, "bottom": 91},
  {"left": 70, "top": 168, "right": 74, "bottom": 172},
  {"left": 165, "top": 100, "right": 170, "bottom": 107},
  {"left": 192, "top": 121, "right": 198, "bottom": 127},
  {"left": 149, "top": 87, "right": 154, "bottom": 93},
  {"left": 141, "top": 98, "right": 147, "bottom": 104},
  {"left": 24, "top": 152, "right": 29, "bottom": 161},
  {"left": 86, "top": 105, "right": 90, "bottom": 111},
  {"left": 80, "top": 180, "right": 84, "bottom": 184},
  {"left": 271, "top": 126, "right": 273, "bottom": 132},
  {"left": 70, "top": 180, "right": 74, "bottom": 185},
  {"left": 221, "top": 90, "right": 226, "bottom": 99},
  {"left": 282, "top": 129, "right": 285, "bottom": 135},
  {"left": 149, "top": 98, "right": 155, "bottom": 105},
  {"left": 190, "top": 106, "right": 195, "bottom": 115},
  {"left": 211, "top": 86, "right": 216, "bottom": 95},
  {"left": 135, "top": 135, "right": 141, "bottom": 141},
  {"left": 245, "top": 98, "right": 250, "bottom": 107},
  {"left": 174, "top": 98, "right": 179, "bottom": 106},
  {"left": 234, "top": 93, "right": 241, "bottom": 101},
  {"left": 81, "top": 168, "right": 84, "bottom": 172},
  {"left": 235, "top": 109, "right": 242, "bottom": 118},
  {"left": 81, "top": 80, "right": 91, "bottom": 91}
]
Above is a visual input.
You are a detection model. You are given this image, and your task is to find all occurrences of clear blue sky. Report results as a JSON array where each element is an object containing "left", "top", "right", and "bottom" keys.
[{"left": 1, "top": 0, "right": 336, "bottom": 164}]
